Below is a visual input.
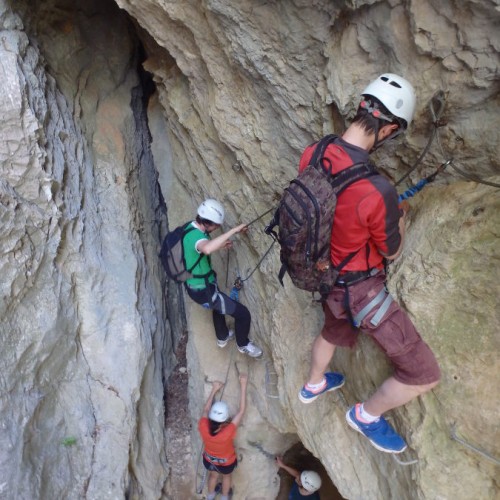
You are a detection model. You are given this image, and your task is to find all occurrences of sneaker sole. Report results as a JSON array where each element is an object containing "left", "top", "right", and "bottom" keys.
[
  {"left": 238, "top": 350, "right": 263, "bottom": 358},
  {"left": 345, "top": 410, "right": 407, "bottom": 454},
  {"left": 217, "top": 334, "right": 235, "bottom": 348},
  {"left": 298, "top": 379, "right": 345, "bottom": 404}
]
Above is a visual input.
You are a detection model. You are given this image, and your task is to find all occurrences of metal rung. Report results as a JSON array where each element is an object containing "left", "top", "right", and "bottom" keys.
[
  {"left": 265, "top": 361, "right": 279, "bottom": 399},
  {"left": 196, "top": 465, "right": 207, "bottom": 494},
  {"left": 450, "top": 423, "right": 500, "bottom": 466},
  {"left": 392, "top": 453, "right": 419, "bottom": 466}
]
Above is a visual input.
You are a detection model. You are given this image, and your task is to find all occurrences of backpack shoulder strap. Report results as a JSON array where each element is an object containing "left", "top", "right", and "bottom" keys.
[
  {"left": 181, "top": 222, "right": 206, "bottom": 274},
  {"left": 330, "top": 161, "right": 378, "bottom": 194},
  {"left": 309, "top": 134, "right": 338, "bottom": 172}
]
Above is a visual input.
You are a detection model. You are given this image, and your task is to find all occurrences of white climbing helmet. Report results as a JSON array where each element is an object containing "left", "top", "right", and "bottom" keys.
[
  {"left": 208, "top": 401, "right": 229, "bottom": 422},
  {"left": 300, "top": 470, "right": 322, "bottom": 493},
  {"left": 197, "top": 199, "right": 225, "bottom": 225},
  {"left": 361, "top": 73, "right": 416, "bottom": 128}
]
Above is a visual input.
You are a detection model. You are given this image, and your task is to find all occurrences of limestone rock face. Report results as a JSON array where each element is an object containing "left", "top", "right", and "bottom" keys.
[
  {"left": 1, "top": 0, "right": 499, "bottom": 499},
  {"left": 0, "top": 0, "right": 174, "bottom": 498}
]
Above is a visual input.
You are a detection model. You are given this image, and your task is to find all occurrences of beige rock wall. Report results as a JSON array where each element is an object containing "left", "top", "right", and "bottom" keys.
[
  {"left": 116, "top": 1, "right": 499, "bottom": 498},
  {"left": 1, "top": 0, "right": 499, "bottom": 499}
]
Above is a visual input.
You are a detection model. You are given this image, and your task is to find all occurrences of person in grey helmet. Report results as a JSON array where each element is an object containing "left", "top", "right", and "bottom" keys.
[{"left": 183, "top": 199, "right": 263, "bottom": 358}]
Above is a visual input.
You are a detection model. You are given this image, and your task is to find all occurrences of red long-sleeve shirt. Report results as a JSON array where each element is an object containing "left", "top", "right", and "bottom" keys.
[{"left": 298, "top": 137, "right": 401, "bottom": 272}]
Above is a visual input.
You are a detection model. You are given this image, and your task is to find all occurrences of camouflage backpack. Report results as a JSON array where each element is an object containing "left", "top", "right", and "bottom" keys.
[{"left": 265, "top": 135, "right": 376, "bottom": 295}]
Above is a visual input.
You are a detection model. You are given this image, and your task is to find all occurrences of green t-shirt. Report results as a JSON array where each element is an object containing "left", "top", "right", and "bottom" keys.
[{"left": 182, "top": 222, "right": 215, "bottom": 289}]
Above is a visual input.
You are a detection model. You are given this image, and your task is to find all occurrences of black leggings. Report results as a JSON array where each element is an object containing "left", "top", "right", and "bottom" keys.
[{"left": 185, "top": 284, "right": 251, "bottom": 347}]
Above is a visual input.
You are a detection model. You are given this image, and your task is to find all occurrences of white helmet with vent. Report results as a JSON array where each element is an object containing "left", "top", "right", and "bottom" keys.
[
  {"left": 208, "top": 401, "right": 229, "bottom": 422},
  {"left": 197, "top": 199, "right": 225, "bottom": 224},
  {"left": 300, "top": 470, "right": 322, "bottom": 493},
  {"left": 361, "top": 73, "right": 416, "bottom": 127}
]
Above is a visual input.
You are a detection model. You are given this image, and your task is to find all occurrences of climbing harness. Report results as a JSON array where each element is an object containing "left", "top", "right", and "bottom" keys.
[{"left": 350, "top": 285, "right": 393, "bottom": 328}]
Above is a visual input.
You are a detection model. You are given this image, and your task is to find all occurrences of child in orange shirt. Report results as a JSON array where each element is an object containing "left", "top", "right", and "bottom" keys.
[{"left": 198, "top": 375, "right": 248, "bottom": 500}]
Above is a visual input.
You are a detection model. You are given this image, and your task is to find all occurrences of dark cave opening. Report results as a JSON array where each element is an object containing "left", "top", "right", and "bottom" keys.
[{"left": 276, "top": 441, "right": 345, "bottom": 500}]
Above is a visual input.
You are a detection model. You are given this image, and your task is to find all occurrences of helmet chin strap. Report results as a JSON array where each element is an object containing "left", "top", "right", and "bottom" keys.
[
  {"left": 360, "top": 97, "right": 404, "bottom": 152},
  {"left": 370, "top": 122, "right": 404, "bottom": 153}
]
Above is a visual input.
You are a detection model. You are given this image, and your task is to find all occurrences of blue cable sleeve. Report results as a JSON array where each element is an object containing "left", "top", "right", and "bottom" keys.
[
  {"left": 229, "top": 287, "right": 239, "bottom": 301},
  {"left": 398, "top": 178, "right": 428, "bottom": 202}
]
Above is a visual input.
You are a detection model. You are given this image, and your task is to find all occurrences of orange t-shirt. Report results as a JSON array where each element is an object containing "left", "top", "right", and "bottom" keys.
[{"left": 198, "top": 417, "right": 237, "bottom": 465}]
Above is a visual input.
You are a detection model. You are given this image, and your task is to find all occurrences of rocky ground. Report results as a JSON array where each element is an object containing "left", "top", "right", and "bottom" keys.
[{"left": 163, "top": 332, "right": 197, "bottom": 499}]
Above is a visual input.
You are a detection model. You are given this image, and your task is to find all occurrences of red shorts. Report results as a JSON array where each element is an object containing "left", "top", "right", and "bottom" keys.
[{"left": 321, "top": 273, "right": 440, "bottom": 385}]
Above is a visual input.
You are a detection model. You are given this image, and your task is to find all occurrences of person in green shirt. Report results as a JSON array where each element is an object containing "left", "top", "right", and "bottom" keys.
[{"left": 183, "top": 199, "right": 263, "bottom": 358}]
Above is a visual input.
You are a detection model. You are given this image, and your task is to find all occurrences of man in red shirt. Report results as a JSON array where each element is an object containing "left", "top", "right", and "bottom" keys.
[{"left": 298, "top": 74, "right": 440, "bottom": 454}]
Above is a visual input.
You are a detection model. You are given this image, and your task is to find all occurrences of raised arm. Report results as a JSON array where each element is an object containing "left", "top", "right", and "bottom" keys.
[
  {"left": 201, "top": 381, "right": 224, "bottom": 418},
  {"left": 275, "top": 456, "right": 300, "bottom": 479},
  {"left": 231, "top": 374, "right": 248, "bottom": 427},
  {"left": 197, "top": 224, "right": 248, "bottom": 255}
]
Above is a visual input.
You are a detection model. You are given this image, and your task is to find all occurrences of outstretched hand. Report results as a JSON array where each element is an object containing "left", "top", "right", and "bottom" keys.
[
  {"left": 275, "top": 455, "right": 284, "bottom": 468},
  {"left": 234, "top": 223, "right": 249, "bottom": 234},
  {"left": 399, "top": 199, "right": 410, "bottom": 216},
  {"left": 212, "top": 381, "right": 224, "bottom": 392},
  {"left": 239, "top": 373, "right": 248, "bottom": 384}
]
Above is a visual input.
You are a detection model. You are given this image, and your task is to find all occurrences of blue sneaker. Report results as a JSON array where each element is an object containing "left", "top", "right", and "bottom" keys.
[
  {"left": 298, "top": 372, "right": 345, "bottom": 404},
  {"left": 346, "top": 404, "right": 407, "bottom": 453}
]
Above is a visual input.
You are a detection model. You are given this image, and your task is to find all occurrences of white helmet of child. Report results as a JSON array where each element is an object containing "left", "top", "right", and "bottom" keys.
[
  {"left": 361, "top": 73, "right": 416, "bottom": 128},
  {"left": 208, "top": 401, "right": 229, "bottom": 422},
  {"left": 300, "top": 470, "right": 322, "bottom": 493},
  {"left": 197, "top": 199, "right": 225, "bottom": 225}
]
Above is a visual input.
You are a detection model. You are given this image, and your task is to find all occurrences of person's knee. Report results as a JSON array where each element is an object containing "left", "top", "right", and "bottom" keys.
[
  {"left": 235, "top": 303, "right": 251, "bottom": 321},
  {"left": 208, "top": 470, "right": 219, "bottom": 481},
  {"left": 412, "top": 377, "right": 439, "bottom": 396},
  {"left": 424, "top": 377, "right": 439, "bottom": 392}
]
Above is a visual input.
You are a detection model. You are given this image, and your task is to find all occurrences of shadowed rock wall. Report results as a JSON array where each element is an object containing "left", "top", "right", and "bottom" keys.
[{"left": 0, "top": 0, "right": 176, "bottom": 498}]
